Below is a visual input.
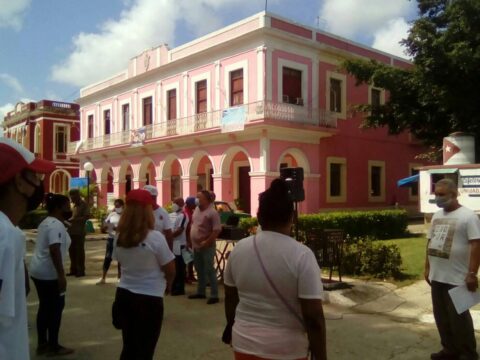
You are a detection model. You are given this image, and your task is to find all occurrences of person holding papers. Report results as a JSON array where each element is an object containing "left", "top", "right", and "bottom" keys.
[{"left": 424, "top": 178, "right": 480, "bottom": 360}]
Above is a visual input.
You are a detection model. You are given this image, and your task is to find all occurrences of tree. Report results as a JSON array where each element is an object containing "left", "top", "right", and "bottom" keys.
[{"left": 342, "top": 0, "right": 480, "bottom": 159}]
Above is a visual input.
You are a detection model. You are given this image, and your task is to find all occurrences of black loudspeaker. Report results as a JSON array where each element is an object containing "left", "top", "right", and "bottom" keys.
[{"left": 280, "top": 167, "right": 305, "bottom": 202}]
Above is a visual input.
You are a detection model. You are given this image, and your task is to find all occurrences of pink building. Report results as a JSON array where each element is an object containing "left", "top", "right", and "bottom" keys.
[
  {"left": 3, "top": 100, "right": 80, "bottom": 194},
  {"left": 70, "top": 12, "right": 427, "bottom": 215}
]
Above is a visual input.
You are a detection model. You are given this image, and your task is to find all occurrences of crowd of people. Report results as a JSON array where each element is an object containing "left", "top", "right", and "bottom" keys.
[{"left": 2, "top": 137, "right": 480, "bottom": 360}]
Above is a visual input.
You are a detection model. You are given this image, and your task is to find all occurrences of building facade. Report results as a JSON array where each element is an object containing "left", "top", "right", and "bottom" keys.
[
  {"left": 71, "top": 12, "right": 427, "bottom": 215},
  {"left": 3, "top": 100, "right": 80, "bottom": 194}
]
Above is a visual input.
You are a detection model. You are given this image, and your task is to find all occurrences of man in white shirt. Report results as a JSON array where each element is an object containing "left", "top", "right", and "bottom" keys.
[
  {"left": 425, "top": 178, "right": 480, "bottom": 360},
  {"left": 143, "top": 185, "right": 173, "bottom": 249},
  {"left": 0, "top": 137, "right": 56, "bottom": 360},
  {"left": 169, "top": 198, "right": 189, "bottom": 295}
]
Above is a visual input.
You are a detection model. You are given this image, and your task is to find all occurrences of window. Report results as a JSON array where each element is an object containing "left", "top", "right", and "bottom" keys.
[
  {"left": 371, "top": 88, "right": 381, "bottom": 108},
  {"left": 196, "top": 80, "right": 207, "bottom": 114},
  {"left": 88, "top": 115, "right": 94, "bottom": 138},
  {"left": 167, "top": 89, "right": 176, "bottom": 120},
  {"left": 104, "top": 110, "right": 111, "bottom": 135},
  {"left": 230, "top": 69, "right": 244, "bottom": 106},
  {"left": 368, "top": 160, "right": 385, "bottom": 202},
  {"left": 34, "top": 124, "right": 41, "bottom": 155},
  {"left": 122, "top": 104, "right": 130, "bottom": 131},
  {"left": 55, "top": 125, "right": 67, "bottom": 154},
  {"left": 330, "top": 163, "right": 342, "bottom": 197},
  {"left": 282, "top": 67, "right": 302, "bottom": 105},
  {"left": 326, "top": 157, "right": 347, "bottom": 203},
  {"left": 330, "top": 78, "right": 342, "bottom": 113},
  {"left": 143, "top": 96, "right": 153, "bottom": 126}
]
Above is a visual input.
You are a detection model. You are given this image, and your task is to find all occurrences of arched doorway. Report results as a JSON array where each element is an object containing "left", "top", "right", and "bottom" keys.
[
  {"left": 221, "top": 147, "right": 253, "bottom": 213},
  {"left": 170, "top": 159, "right": 182, "bottom": 201},
  {"left": 50, "top": 170, "right": 70, "bottom": 194}
]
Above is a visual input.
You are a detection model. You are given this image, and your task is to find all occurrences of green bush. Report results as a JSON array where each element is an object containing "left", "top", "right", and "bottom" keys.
[
  {"left": 342, "top": 239, "right": 403, "bottom": 279},
  {"left": 90, "top": 206, "right": 109, "bottom": 223},
  {"left": 239, "top": 217, "right": 258, "bottom": 234},
  {"left": 18, "top": 209, "right": 48, "bottom": 229},
  {"left": 298, "top": 210, "right": 408, "bottom": 240}
]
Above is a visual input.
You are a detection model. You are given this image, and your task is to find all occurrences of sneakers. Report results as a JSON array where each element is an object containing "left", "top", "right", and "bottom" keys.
[
  {"left": 188, "top": 294, "right": 206, "bottom": 299},
  {"left": 96, "top": 278, "right": 106, "bottom": 285},
  {"left": 430, "top": 349, "right": 458, "bottom": 360},
  {"left": 207, "top": 297, "right": 219, "bottom": 305},
  {"left": 45, "top": 345, "right": 74, "bottom": 357}
]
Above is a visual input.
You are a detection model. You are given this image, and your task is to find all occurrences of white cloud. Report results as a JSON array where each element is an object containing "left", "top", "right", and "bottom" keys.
[
  {"left": 0, "top": 0, "right": 31, "bottom": 31},
  {"left": 0, "top": 73, "right": 24, "bottom": 94},
  {"left": 51, "top": 0, "right": 268, "bottom": 87},
  {"left": 372, "top": 18, "right": 410, "bottom": 58},
  {"left": 318, "top": 0, "right": 415, "bottom": 58}
]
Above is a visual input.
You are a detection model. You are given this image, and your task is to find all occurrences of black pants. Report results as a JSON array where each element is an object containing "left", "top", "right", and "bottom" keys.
[
  {"left": 103, "top": 237, "right": 114, "bottom": 273},
  {"left": 115, "top": 287, "right": 164, "bottom": 360},
  {"left": 69, "top": 233, "right": 86, "bottom": 275},
  {"left": 172, "top": 254, "right": 186, "bottom": 295},
  {"left": 431, "top": 281, "right": 478, "bottom": 360},
  {"left": 32, "top": 278, "right": 65, "bottom": 348}
]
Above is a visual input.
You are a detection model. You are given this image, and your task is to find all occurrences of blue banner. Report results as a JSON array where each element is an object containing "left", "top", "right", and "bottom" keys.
[
  {"left": 70, "top": 177, "right": 88, "bottom": 188},
  {"left": 221, "top": 106, "right": 245, "bottom": 133}
]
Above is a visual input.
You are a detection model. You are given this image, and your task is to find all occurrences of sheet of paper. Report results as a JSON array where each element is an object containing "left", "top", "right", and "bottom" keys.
[{"left": 448, "top": 284, "right": 480, "bottom": 314}]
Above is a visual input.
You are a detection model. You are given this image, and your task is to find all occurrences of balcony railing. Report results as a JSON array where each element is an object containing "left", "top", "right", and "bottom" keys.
[{"left": 68, "top": 101, "right": 336, "bottom": 154}]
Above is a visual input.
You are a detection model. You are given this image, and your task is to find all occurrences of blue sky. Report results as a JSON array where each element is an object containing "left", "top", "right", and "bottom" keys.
[{"left": 0, "top": 0, "right": 418, "bottom": 129}]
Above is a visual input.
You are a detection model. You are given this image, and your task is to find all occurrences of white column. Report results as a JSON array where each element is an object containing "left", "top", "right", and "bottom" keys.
[
  {"left": 133, "top": 89, "right": 138, "bottom": 129},
  {"left": 259, "top": 132, "right": 270, "bottom": 172},
  {"left": 312, "top": 55, "right": 319, "bottom": 109},
  {"left": 256, "top": 46, "right": 266, "bottom": 102},
  {"left": 182, "top": 72, "right": 188, "bottom": 118},
  {"left": 113, "top": 96, "right": 118, "bottom": 133},
  {"left": 157, "top": 81, "right": 162, "bottom": 124},
  {"left": 215, "top": 60, "right": 221, "bottom": 109},
  {"left": 265, "top": 47, "right": 273, "bottom": 101}
]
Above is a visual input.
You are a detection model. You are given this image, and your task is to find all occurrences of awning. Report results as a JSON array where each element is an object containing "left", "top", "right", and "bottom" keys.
[
  {"left": 427, "top": 168, "right": 458, "bottom": 174},
  {"left": 397, "top": 174, "right": 419, "bottom": 187}
]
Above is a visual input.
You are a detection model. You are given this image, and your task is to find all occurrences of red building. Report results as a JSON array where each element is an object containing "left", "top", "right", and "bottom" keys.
[{"left": 2, "top": 100, "right": 80, "bottom": 194}]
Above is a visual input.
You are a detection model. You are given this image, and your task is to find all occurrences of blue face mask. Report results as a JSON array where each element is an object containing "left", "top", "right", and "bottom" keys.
[{"left": 435, "top": 195, "right": 453, "bottom": 209}]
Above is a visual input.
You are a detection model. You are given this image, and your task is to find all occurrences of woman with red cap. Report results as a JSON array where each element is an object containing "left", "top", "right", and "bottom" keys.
[{"left": 113, "top": 189, "right": 176, "bottom": 360}]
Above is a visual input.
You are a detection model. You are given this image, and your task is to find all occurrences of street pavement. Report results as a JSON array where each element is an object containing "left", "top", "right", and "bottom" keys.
[{"left": 24, "top": 237, "right": 480, "bottom": 360}]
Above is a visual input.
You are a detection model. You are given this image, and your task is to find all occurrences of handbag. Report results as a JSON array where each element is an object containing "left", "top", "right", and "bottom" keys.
[{"left": 253, "top": 235, "right": 315, "bottom": 360}]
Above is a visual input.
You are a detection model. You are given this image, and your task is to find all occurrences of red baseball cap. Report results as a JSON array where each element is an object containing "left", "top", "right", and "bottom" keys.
[
  {"left": 126, "top": 189, "right": 156, "bottom": 207},
  {"left": 0, "top": 137, "right": 56, "bottom": 185}
]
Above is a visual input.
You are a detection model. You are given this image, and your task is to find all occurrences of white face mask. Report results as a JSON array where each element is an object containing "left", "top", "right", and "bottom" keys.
[
  {"left": 195, "top": 198, "right": 200, "bottom": 206},
  {"left": 172, "top": 203, "right": 180, "bottom": 213},
  {"left": 114, "top": 207, "right": 123, "bottom": 214}
]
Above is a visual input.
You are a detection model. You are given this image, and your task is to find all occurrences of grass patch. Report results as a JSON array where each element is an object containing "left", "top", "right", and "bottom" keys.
[{"left": 381, "top": 236, "right": 427, "bottom": 286}]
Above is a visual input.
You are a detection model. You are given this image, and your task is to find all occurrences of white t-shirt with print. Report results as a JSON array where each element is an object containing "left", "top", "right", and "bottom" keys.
[
  {"left": 0, "top": 211, "right": 29, "bottom": 360},
  {"left": 154, "top": 207, "right": 172, "bottom": 234},
  {"left": 115, "top": 230, "right": 175, "bottom": 297},
  {"left": 29, "top": 217, "right": 71, "bottom": 281},
  {"left": 224, "top": 230, "right": 324, "bottom": 360},
  {"left": 428, "top": 206, "right": 480, "bottom": 286},
  {"left": 169, "top": 211, "right": 189, "bottom": 256},
  {"left": 104, "top": 211, "right": 121, "bottom": 237}
]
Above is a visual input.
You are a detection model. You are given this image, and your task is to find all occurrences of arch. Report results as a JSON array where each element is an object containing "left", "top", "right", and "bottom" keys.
[
  {"left": 138, "top": 157, "right": 157, "bottom": 183},
  {"left": 276, "top": 148, "right": 311, "bottom": 174},
  {"left": 34, "top": 124, "right": 41, "bottom": 154},
  {"left": 100, "top": 162, "right": 114, "bottom": 182},
  {"left": 220, "top": 145, "right": 253, "bottom": 175},
  {"left": 159, "top": 154, "right": 184, "bottom": 179},
  {"left": 188, "top": 151, "right": 216, "bottom": 177},
  {"left": 49, "top": 169, "right": 71, "bottom": 194},
  {"left": 118, "top": 160, "right": 135, "bottom": 181}
]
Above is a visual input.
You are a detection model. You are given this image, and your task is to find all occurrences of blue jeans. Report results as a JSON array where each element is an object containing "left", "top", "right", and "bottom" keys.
[{"left": 193, "top": 245, "right": 218, "bottom": 298}]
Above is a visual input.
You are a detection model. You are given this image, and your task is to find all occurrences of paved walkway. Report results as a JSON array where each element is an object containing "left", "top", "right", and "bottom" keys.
[{"left": 24, "top": 238, "right": 479, "bottom": 360}]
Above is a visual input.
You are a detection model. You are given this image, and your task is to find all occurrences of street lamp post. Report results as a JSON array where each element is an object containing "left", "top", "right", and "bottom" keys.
[{"left": 83, "top": 161, "right": 94, "bottom": 207}]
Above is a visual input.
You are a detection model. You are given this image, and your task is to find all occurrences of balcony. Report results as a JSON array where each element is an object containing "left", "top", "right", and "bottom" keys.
[{"left": 68, "top": 101, "right": 336, "bottom": 154}]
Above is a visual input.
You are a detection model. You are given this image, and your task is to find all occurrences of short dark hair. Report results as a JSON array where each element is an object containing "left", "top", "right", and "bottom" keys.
[
  {"left": 257, "top": 178, "right": 294, "bottom": 229},
  {"left": 45, "top": 193, "right": 70, "bottom": 214},
  {"left": 199, "top": 190, "right": 213, "bottom": 203},
  {"left": 114, "top": 199, "right": 125, "bottom": 206},
  {"left": 69, "top": 188, "right": 80, "bottom": 196}
]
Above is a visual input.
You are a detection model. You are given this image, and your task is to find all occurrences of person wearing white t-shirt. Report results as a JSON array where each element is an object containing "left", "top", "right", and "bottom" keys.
[
  {"left": 425, "top": 179, "right": 480, "bottom": 360},
  {"left": 143, "top": 185, "right": 173, "bottom": 249},
  {"left": 97, "top": 199, "right": 124, "bottom": 285},
  {"left": 0, "top": 137, "right": 56, "bottom": 360},
  {"left": 113, "top": 189, "right": 175, "bottom": 360},
  {"left": 224, "top": 179, "right": 326, "bottom": 360},
  {"left": 30, "top": 193, "right": 74, "bottom": 357},
  {"left": 169, "top": 197, "right": 189, "bottom": 296}
]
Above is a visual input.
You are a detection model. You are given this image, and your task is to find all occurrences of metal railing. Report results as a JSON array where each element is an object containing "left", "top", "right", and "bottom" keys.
[{"left": 67, "top": 101, "right": 336, "bottom": 154}]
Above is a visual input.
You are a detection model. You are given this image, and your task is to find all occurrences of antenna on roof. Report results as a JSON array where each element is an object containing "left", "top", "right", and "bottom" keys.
[{"left": 264, "top": 0, "right": 268, "bottom": 12}]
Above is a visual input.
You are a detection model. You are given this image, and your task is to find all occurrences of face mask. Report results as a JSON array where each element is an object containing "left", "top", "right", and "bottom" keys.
[
  {"left": 195, "top": 198, "right": 200, "bottom": 206},
  {"left": 23, "top": 177, "right": 45, "bottom": 211},
  {"left": 62, "top": 210, "right": 73, "bottom": 220},
  {"left": 114, "top": 207, "right": 123, "bottom": 214},
  {"left": 172, "top": 204, "right": 180, "bottom": 212},
  {"left": 435, "top": 195, "right": 453, "bottom": 209}
]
